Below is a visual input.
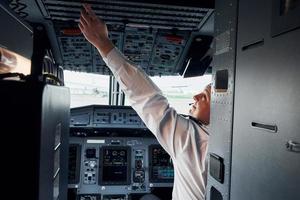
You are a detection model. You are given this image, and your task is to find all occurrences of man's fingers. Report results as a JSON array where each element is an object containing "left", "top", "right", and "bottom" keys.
[
  {"left": 78, "top": 22, "right": 84, "bottom": 33},
  {"left": 80, "top": 14, "right": 88, "bottom": 26},
  {"left": 78, "top": 23, "right": 88, "bottom": 40},
  {"left": 83, "top": 4, "right": 97, "bottom": 20},
  {"left": 83, "top": 4, "right": 93, "bottom": 14},
  {"left": 80, "top": 10, "right": 90, "bottom": 25}
]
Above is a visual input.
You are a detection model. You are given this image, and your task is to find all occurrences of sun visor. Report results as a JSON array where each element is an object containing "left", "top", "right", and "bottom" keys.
[{"left": 181, "top": 35, "right": 213, "bottom": 78}]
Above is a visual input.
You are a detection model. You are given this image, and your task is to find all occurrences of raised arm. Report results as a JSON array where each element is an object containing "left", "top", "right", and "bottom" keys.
[
  {"left": 79, "top": 4, "right": 208, "bottom": 158},
  {"left": 78, "top": 4, "right": 114, "bottom": 58}
]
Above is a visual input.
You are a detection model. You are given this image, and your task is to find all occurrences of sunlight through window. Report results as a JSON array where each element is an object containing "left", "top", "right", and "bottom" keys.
[
  {"left": 125, "top": 74, "right": 212, "bottom": 114},
  {"left": 64, "top": 70, "right": 110, "bottom": 108}
]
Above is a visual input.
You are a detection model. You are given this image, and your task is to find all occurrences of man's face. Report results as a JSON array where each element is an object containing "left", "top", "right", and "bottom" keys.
[{"left": 189, "top": 86, "right": 211, "bottom": 125}]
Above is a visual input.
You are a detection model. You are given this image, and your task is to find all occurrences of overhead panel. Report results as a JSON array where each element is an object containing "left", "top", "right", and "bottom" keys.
[
  {"left": 123, "top": 27, "right": 156, "bottom": 73},
  {"left": 8, "top": 0, "right": 213, "bottom": 76},
  {"left": 150, "top": 30, "right": 189, "bottom": 75},
  {"left": 93, "top": 31, "right": 123, "bottom": 74},
  {"left": 42, "top": 0, "right": 208, "bottom": 30},
  {"left": 58, "top": 36, "right": 93, "bottom": 72}
]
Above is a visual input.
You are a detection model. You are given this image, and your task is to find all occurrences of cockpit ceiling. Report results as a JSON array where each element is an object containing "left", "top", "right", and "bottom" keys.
[
  {"left": 44, "top": 0, "right": 211, "bottom": 30},
  {"left": 8, "top": 0, "right": 214, "bottom": 76}
]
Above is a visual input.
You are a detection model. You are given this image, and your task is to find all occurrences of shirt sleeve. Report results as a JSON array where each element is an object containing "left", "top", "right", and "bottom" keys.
[{"left": 103, "top": 48, "right": 208, "bottom": 159}]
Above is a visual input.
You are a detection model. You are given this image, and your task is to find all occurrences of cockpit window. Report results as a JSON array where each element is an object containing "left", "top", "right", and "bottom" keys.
[
  {"left": 64, "top": 70, "right": 110, "bottom": 108},
  {"left": 125, "top": 74, "right": 212, "bottom": 114},
  {"left": 65, "top": 70, "right": 211, "bottom": 112}
]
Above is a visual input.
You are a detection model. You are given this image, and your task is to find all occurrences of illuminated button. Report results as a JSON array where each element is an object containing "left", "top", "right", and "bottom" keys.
[{"left": 89, "top": 161, "right": 96, "bottom": 168}]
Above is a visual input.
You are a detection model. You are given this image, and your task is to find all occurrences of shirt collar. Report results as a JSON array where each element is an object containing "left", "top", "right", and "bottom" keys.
[{"left": 180, "top": 114, "right": 210, "bottom": 135}]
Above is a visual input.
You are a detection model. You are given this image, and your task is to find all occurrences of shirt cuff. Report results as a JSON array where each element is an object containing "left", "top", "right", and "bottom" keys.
[{"left": 103, "top": 48, "right": 126, "bottom": 74}]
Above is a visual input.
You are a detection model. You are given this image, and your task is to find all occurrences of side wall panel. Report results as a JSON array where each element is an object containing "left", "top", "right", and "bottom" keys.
[
  {"left": 206, "top": 0, "right": 239, "bottom": 199},
  {"left": 231, "top": 0, "right": 300, "bottom": 199}
]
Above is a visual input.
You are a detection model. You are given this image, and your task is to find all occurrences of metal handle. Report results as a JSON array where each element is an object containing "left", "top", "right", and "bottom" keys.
[
  {"left": 251, "top": 122, "right": 278, "bottom": 133},
  {"left": 286, "top": 140, "right": 300, "bottom": 153}
]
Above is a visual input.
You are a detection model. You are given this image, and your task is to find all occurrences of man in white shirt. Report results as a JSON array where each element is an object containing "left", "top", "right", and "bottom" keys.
[{"left": 79, "top": 4, "right": 211, "bottom": 200}]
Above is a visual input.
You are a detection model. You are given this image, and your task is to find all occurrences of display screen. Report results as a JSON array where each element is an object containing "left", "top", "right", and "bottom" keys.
[
  {"left": 99, "top": 146, "right": 130, "bottom": 185},
  {"left": 149, "top": 145, "right": 174, "bottom": 182}
]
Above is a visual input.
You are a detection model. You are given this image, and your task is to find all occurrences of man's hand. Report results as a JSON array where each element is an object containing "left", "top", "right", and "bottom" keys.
[{"left": 79, "top": 4, "right": 114, "bottom": 57}]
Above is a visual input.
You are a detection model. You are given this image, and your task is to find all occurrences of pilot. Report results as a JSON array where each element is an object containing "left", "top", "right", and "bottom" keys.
[{"left": 79, "top": 4, "right": 210, "bottom": 200}]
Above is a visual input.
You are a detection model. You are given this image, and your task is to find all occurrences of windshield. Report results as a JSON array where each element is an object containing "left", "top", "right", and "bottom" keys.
[
  {"left": 64, "top": 70, "right": 110, "bottom": 108},
  {"left": 65, "top": 70, "right": 211, "bottom": 114}
]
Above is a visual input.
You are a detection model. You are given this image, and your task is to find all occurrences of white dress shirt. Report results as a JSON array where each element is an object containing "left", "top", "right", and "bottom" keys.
[{"left": 104, "top": 48, "right": 209, "bottom": 200}]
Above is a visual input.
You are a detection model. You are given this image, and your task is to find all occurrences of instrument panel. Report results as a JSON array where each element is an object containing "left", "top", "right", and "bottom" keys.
[
  {"left": 68, "top": 105, "right": 174, "bottom": 199},
  {"left": 100, "top": 146, "right": 131, "bottom": 185},
  {"left": 149, "top": 145, "right": 174, "bottom": 183},
  {"left": 69, "top": 137, "right": 174, "bottom": 199},
  {"left": 70, "top": 105, "right": 147, "bottom": 129}
]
